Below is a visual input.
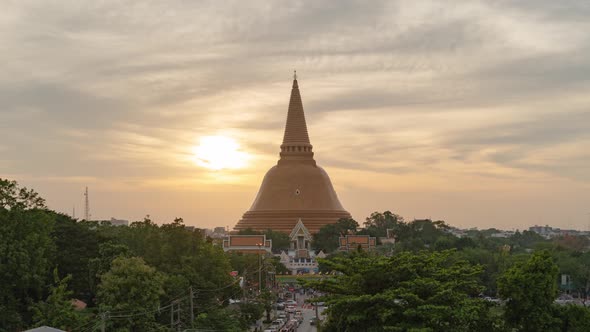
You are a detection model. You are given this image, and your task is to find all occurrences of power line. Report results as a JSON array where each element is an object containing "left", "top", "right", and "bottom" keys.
[{"left": 78, "top": 264, "right": 261, "bottom": 330}]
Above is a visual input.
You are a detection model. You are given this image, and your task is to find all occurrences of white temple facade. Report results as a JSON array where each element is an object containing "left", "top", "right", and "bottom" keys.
[{"left": 279, "top": 219, "right": 326, "bottom": 274}]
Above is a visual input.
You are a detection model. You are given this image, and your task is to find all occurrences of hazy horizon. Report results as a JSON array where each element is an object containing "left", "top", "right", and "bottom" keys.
[{"left": 1, "top": 1, "right": 589, "bottom": 231}]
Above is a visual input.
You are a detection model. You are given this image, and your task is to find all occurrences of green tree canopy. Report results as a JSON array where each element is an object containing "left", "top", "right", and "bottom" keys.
[
  {"left": 31, "top": 269, "right": 87, "bottom": 330},
  {"left": 0, "top": 179, "right": 54, "bottom": 331},
  {"left": 362, "top": 211, "right": 403, "bottom": 237},
  {"left": 97, "top": 256, "right": 165, "bottom": 330},
  {"left": 305, "top": 250, "right": 496, "bottom": 332},
  {"left": 498, "top": 250, "right": 560, "bottom": 332},
  {"left": 0, "top": 178, "right": 46, "bottom": 210},
  {"left": 312, "top": 218, "right": 359, "bottom": 252}
]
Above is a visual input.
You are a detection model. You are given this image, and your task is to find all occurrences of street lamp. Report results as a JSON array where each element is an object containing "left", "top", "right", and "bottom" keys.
[{"left": 256, "top": 243, "right": 263, "bottom": 294}]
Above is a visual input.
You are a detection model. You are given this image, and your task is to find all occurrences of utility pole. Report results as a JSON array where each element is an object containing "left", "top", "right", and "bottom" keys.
[
  {"left": 100, "top": 312, "right": 107, "bottom": 332},
  {"left": 189, "top": 286, "right": 194, "bottom": 325},
  {"left": 176, "top": 300, "right": 181, "bottom": 332},
  {"left": 170, "top": 301, "right": 174, "bottom": 329},
  {"left": 242, "top": 270, "right": 247, "bottom": 301}
]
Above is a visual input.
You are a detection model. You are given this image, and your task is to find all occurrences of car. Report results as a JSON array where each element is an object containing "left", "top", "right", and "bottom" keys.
[
  {"left": 285, "top": 300, "right": 297, "bottom": 305},
  {"left": 285, "top": 305, "right": 295, "bottom": 313},
  {"left": 276, "top": 303, "right": 285, "bottom": 310},
  {"left": 483, "top": 296, "right": 502, "bottom": 304},
  {"left": 278, "top": 313, "right": 287, "bottom": 320},
  {"left": 264, "top": 329, "right": 277, "bottom": 332},
  {"left": 310, "top": 317, "right": 319, "bottom": 326},
  {"left": 289, "top": 318, "right": 300, "bottom": 327}
]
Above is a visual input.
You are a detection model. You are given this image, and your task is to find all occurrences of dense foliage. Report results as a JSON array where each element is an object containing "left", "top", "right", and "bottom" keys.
[
  {"left": 305, "top": 250, "right": 497, "bottom": 331},
  {"left": 312, "top": 217, "right": 359, "bottom": 252},
  {"left": 0, "top": 179, "right": 263, "bottom": 332},
  {"left": 2, "top": 178, "right": 590, "bottom": 331},
  {"left": 498, "top": 250, "right": 560, "bottom": 331}
]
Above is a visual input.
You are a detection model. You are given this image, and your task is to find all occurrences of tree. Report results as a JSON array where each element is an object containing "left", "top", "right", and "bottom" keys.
[
  {"left": 509, "top": 231, "right": 548, "bottom": 252},
  {"left": 305, "top": 250, "right": 497, "bottom": 331},
  {"left": 0, "top": 179, "right": 54, "bottom": 331},
  {"left": 313, "top": 218, "right": 359, "bottom": 252},
  {"left": 193, "top": 307, "right": 243, "bottom": 332},
  {"left": 363, "top": 211, "right": 403, "bottom": 237},
  {"left": 30, "top": 269, "right": 87, "bottom": 330},
  {"left": 97, "top": 256, "right": 165, "bottom": 330},
  {"left": 556, "top": 305, "right": 590, "bottom": 332},
  {"left": 257, "top": 289, "right": 276, "bottom": 322},
  {"left": 553, "top": 235, "right": 590, "bottom": 253},
  {"left": 88, "top": 241, "right": 131, "bottom": 302},
  {"left": 454, "top": 248, "right": 503, "bottom": 296},
  {"left": 239, "top": 301, "right": 265, "bottom": 326},
  {"left": 498, "top": 250, "right": 561, "bottom": 332},
  {"left": 264, "top": 229, "right": 290, "bottom": 252},
  {"left": 0, "top": 178, "right": 46, "bottom": 210},
  {"left": 52, "top": 213, "right": 99, "bottom": 302}
]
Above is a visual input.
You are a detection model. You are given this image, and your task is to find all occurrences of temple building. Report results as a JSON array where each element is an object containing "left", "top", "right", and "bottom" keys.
[
  {"left": 222, "top": 234, "right": 272, "bottom": 254},
  {"left": 235, "top": 74, "right": 351, "bottom": 234},
  {"left": 279, "top": 219, "right": 326, "bottom": 274},
  {"left": 338, "top": 234, "right": 377, "bottom": 252}
]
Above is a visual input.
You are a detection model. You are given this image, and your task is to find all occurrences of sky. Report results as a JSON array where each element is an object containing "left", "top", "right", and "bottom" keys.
[{"left": 1, "top": 0, "right": 589, "bottom": 231}]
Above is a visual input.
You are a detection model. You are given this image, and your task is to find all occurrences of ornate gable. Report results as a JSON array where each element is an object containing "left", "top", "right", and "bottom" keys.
[{"left": 289, "top": 218, "right": 312, "bottom": 241}]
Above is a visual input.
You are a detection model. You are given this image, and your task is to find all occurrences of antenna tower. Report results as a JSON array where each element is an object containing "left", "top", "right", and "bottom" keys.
[{"left": 84, "top": 187, "right": 90, "bottom": 221}]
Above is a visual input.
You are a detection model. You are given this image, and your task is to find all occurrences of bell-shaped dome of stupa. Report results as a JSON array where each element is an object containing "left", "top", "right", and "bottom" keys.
[{"left": 234, "top": 73, "right": 351, "bottom": 234}]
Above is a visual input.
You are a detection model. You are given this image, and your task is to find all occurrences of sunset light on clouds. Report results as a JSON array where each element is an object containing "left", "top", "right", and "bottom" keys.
[{"left": 1, "top": 1, "right": 589, "bottom": 231}]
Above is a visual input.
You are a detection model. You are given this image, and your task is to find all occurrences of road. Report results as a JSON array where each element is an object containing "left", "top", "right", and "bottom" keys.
[{"left": 295, "top": 295, "right": 326, "bottom": 332}]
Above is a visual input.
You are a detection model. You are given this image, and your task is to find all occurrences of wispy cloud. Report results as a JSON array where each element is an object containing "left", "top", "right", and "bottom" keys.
[{"left": 1, "top": 0, "right": 588, "bottom": 229}]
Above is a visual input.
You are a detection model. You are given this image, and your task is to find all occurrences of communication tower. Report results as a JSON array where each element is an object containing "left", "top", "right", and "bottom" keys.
[{"left": 84, "top": 187, "right": 90, "bottom": 221}]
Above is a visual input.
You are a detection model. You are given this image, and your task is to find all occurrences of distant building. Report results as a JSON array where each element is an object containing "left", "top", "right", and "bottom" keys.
[
  {"left": 529, "top": 225, "right": 558, "bottom": 238},
  {"left": 208, "top": 226, "right": 228, "bottom": 239},
  {"left": 223, "top": 234, "right": 272, "bottom": 254},
  {"left": 279, "top": 219, "right": 325, "bottom": 274},
  {"left": 490, "top": 231, "right": 515, "bottom": 238},
  {"left": 338, "top": 235, "right": 376, "bottom": 252},
  {"left": 109, "top": 218, "right": 128, "bottom": 226},
  {"left": 447, "top": 227, "right": 467, "bottom": 238}
]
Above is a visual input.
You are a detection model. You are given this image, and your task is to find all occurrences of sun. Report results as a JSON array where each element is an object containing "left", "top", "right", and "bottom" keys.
[{"left": 192, "top": 136, "right": 250, "bottom": 170}]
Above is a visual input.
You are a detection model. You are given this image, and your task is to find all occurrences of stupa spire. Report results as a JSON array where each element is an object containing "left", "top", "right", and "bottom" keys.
[{"left": 280, "top": 73, "right": 314, "bottom": 163}]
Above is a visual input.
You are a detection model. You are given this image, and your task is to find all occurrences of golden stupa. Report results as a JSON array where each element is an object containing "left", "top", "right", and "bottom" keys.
[{"left": 234, "top": 74, "right": 351, "bottom": 234}]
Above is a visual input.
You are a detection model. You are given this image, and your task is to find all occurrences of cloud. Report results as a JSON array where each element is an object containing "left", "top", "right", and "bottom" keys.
[{"left": 1, "top": 0, "right": 589, "bottom": 228}]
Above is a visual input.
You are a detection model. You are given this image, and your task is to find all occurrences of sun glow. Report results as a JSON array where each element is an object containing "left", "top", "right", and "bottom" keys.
[{"left": 192, "top": 136, "right": 250, "bottom": 170}]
